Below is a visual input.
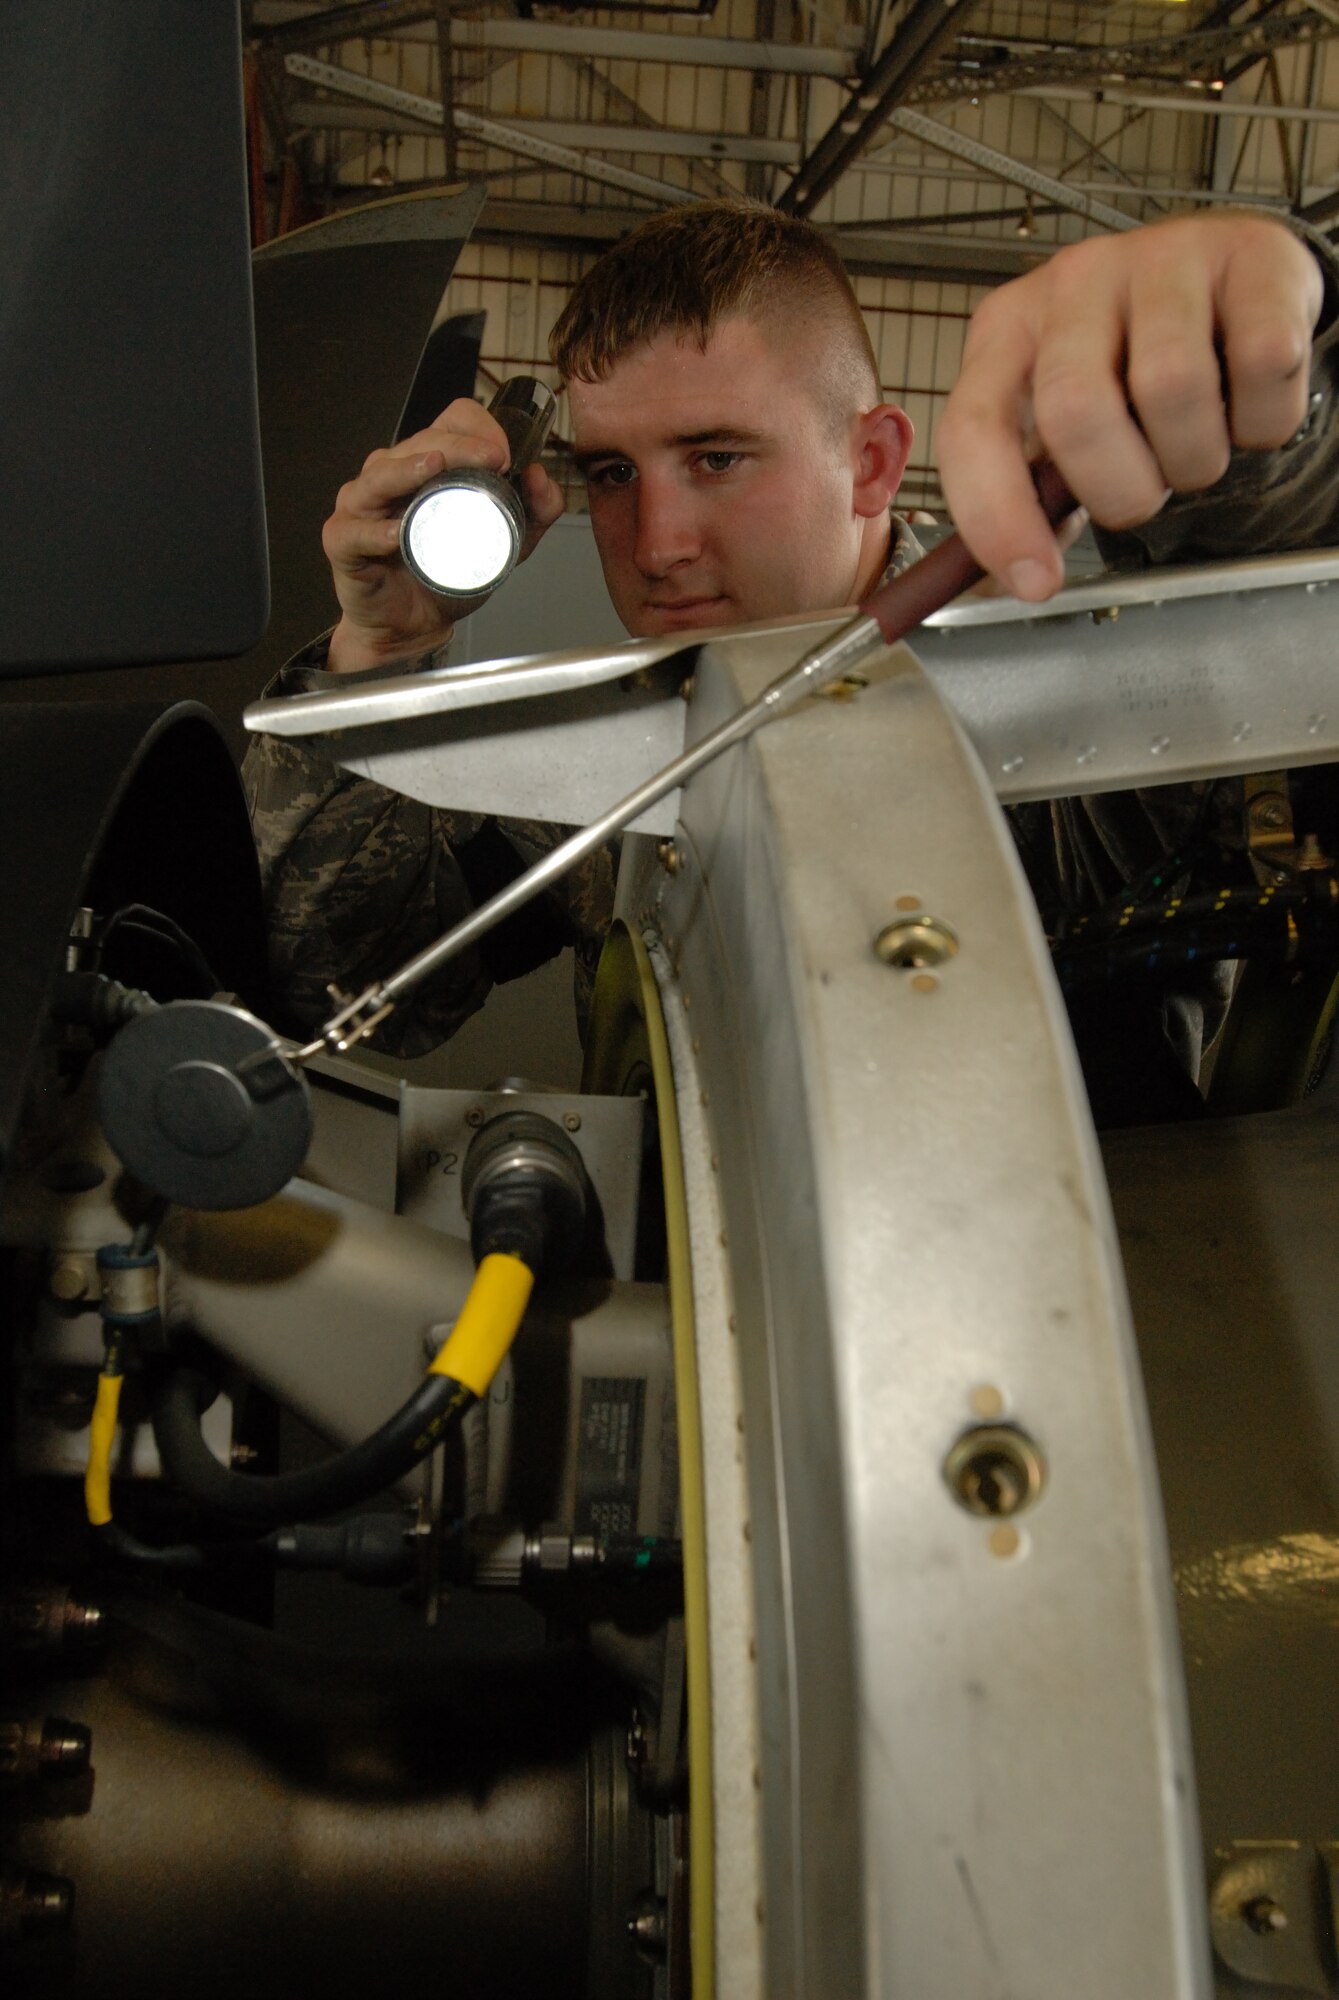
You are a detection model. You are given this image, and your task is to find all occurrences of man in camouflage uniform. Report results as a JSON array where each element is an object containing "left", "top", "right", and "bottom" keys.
[{"left": 244, "top": 202, "right": 1339, "bottom": 1067}]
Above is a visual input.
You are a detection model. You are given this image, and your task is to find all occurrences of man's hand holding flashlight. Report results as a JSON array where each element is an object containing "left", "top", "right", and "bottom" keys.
[{"left": 322, "top": 397, "right": 565, "bottom": 675}]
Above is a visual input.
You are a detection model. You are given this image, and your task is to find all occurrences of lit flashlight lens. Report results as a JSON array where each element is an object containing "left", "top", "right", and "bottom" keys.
[{"left": 403, "top": 486, "right": 519, "bottom": 595}]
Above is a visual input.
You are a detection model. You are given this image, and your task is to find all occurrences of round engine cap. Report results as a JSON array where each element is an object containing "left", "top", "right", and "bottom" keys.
[{"left": 97, "top": 1001, "right": 312, "bottom": 1210}]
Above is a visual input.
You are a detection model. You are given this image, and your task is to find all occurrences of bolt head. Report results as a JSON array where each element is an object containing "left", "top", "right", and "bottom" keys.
[
  {"left": 48, "top": 1258, "right": 91, "bottom": 1304},
  {"left": 1242, "top": 1895, "right": 1289, "bottom": 1935}
]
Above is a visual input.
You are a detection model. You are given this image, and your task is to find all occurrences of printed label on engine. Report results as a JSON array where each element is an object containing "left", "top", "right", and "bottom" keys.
[{"left": 575, "top": 1377, "right": 645, "bottom": 1537}]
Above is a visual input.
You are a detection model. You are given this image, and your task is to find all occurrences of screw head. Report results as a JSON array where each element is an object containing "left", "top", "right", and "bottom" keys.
[
  {"left": 563, "top": 1112, "right": 581, "bottom": 1132},
  {"left": 465, "top": 1107, "right": 484, "bottom": 1129},
  {"left": 657, "top": 840, "right": 681, "bottom": 875},
  {"left": 38, "top": 1717, "right": 92, "bottom": 1775},
  {"left": 874, "top": 915, "right": 959, "bottom": 970},
  {"left": 627, "top": 1893, "right": 669, "bottom": 1963}
]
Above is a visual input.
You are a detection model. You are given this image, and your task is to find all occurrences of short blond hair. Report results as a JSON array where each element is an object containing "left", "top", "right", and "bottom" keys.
[{"left": 550, "top": 201, "right": 881, "bottom": 426}]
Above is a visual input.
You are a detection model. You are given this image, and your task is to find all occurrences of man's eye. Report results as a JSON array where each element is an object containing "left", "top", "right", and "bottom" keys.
[
  {"left": 700, "top": 451, "right": 742, "bottom": 474},
  {"left": 589, "top": 461, "right": 636, "bottom": 488}
]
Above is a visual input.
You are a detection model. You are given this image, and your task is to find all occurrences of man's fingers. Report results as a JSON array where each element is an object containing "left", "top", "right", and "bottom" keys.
[
  {"left": 322, "top": 507, "right": 408, "bottom": 572},
  {"left": 341, "top": 436, "right": 501, "bottom": 518},
  {"left": 1218, "top": 225, "right": 1323, "bottom": 449},
  {"left": 518, "top": 463, "right": 566, "bottom": 539},
  {"left": 1028, "top": 242, "right": 1170, "bottom": 530},
  {"left": 1123, "top": 251, "right": 1229, "bottom": 493},
  {"left": 937, "top": 296, "right": 1067, "bottom": 598}
]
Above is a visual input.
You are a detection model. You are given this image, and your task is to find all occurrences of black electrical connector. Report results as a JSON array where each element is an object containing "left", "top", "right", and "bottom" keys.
[
  {"left": 264, "top": 1516, "right": 417, "bottom": 1584},
  {"left": 50, "top": 970, "right": 158, "bottom": 1040},
  {"left": 461, "top": 1109, "right": 588, "bottom": 1273}
]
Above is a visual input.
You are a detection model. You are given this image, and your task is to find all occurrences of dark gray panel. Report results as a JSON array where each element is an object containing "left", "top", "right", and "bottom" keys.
[
  {"left": 0, "top": 4, "right": 267, "bottom": 674},
  {"left": 0, "top": 187, "right": 485, "bottom": 756}
]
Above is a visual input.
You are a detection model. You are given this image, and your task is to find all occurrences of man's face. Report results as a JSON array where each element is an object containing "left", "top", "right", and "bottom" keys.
[{"left": 568, "top": 316, "right": 888, "bottom": 637}]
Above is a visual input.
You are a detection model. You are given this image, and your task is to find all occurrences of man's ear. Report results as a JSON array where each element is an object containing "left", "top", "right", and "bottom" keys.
[{"left": 852, "top": 403, "right": 914, "bottom": 518}]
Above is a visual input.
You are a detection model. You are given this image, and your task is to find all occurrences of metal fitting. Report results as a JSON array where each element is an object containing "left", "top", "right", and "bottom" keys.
[
  {"left": 1242, "top": 1895, "right": 1289, "bottom": 1935},
  {"left": 943, "top": 1425, "right": 1046, "bottom": 1518},
  {"left": 470, "top": 1519, "right": 527, "bottom": 1589},
  {"left": 627, "top": 1892, "right": 669, "bottom": 1963},
  {"left": 461, "top": 1110, "right": 588, "bottom": 1275},
  {"left": 0, "top": 1862, "right": 75, "bottom": 1941},
  {"left": 0, "top": 1584, "right": 104, "bottom": 1658},
  {"left": 96, "top": 1242, "right": 161, "bottom": 1327},
  {"left": 64, "top": 905, "right": 95, "bottom": 974},
  {"left": 873, "top": 915, "right": 959, "bottom": 971},
  {"left": 48, "top": 1255, "right": 94, "bottom": 1304},
  {"left": 0, "top": 1715, "right": 92, "bottom": 1788},
  {"left": 524, "top": 1530, "right": 600, "bottom": 1578},
  {"left": 1248, "top": 793, "right": 1289, "bottom": 832}
]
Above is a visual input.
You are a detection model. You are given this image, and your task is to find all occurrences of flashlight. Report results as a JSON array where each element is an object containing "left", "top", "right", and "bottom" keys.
[{"left": 398, "top": 376, "right": 558, "bottom": 602}]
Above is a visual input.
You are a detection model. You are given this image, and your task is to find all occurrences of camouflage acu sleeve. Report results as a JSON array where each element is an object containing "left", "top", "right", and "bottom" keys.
[
  {"left": 241, "top": 715, "right": 493, "bottom": 1058},
  {"left": 242, "top": 637, "right": 616, "bottom": 1058}
]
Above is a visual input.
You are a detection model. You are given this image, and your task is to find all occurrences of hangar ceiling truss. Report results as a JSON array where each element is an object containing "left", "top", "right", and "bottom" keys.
[
  {"left": 244, "top": 0, "right": 1339, "bottom": 504},
  {"left": 248, "top": 0, "right": 1339, "bottom": 259}
]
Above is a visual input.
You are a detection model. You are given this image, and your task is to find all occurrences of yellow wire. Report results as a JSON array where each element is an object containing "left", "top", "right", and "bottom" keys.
[
  {"left": 583, "top": 920, "right": 715, "bottom": 2000},
  {"left": 85, "top": 1371, "right": 123, "bottom": 1528},
  {"left": 427, "top": 1251, "right": 534, "bottom": 1397},
  {"left": 84, "top": 1257, "right": 531, "bottom": 1533}
]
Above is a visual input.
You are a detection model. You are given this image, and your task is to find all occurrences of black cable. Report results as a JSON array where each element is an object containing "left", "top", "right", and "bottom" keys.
[
  {"left": 92, "top": 1522, "right": 207, "bottom": 1570},
  {"left": 1055, "top": 906, "right": 1337, "bottom": 994},
  {"left": 1059, "top": 879, "right": 1311, "bottom": 947},
  {"left": 1050, "top": 784, "right": 1225, "bottom": 945},
  {"left": 145, "top": 1115, "right": 567, "bottom": 1536},
  {"left": 98, "top": 903, "right": 221, "bottom": 996},
  {"left": 151, "top": 1362, "right": 475, "bottom": 1529},
  {"left": 94, "top": 1515, "right": 416, "bottom": 1582},
  {"left": 1054, "top": 873, "right": 1338, "bottom": 990}
]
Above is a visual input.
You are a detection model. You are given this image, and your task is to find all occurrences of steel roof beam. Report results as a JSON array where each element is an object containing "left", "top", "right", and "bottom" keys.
[
  {"left": 451, "top": 19, "right": 855, "bottom": 77},
  {"left": 291, "top": 97, "right": 796, "bottom": 162},
  {"left": 911, "top": 8, "right": 1335, "bottom": 106},
  {"left": 888, "top": 108, "right": 1137, "bottom": 230},
  {"left": 259, "top": 7, "right": 858, "bottom": 74},
  {"left": 255, "top": 1, "right": 439, "bottom": 54},
  {"left": 1017, "top": 81, "right": 1339, "bottom": 126},
  {"left": 471, "top": 198, "right": 1039, "bottom": 280},
  {"left": 286, "top": 54, "right": 797, "bottom": 159},
  {"left": 778, "top": 0, "right": 983, "bottom": 218}
]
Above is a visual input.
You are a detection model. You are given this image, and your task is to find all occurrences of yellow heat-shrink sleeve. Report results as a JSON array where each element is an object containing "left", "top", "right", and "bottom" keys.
[{"left": 427, "top": 1252, "right": 534, "bottom": 1398}]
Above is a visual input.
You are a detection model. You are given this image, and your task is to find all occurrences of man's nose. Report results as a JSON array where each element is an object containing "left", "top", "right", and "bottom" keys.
[{"left": 633, "top": 471, "right": 702, "bottom": 577}]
